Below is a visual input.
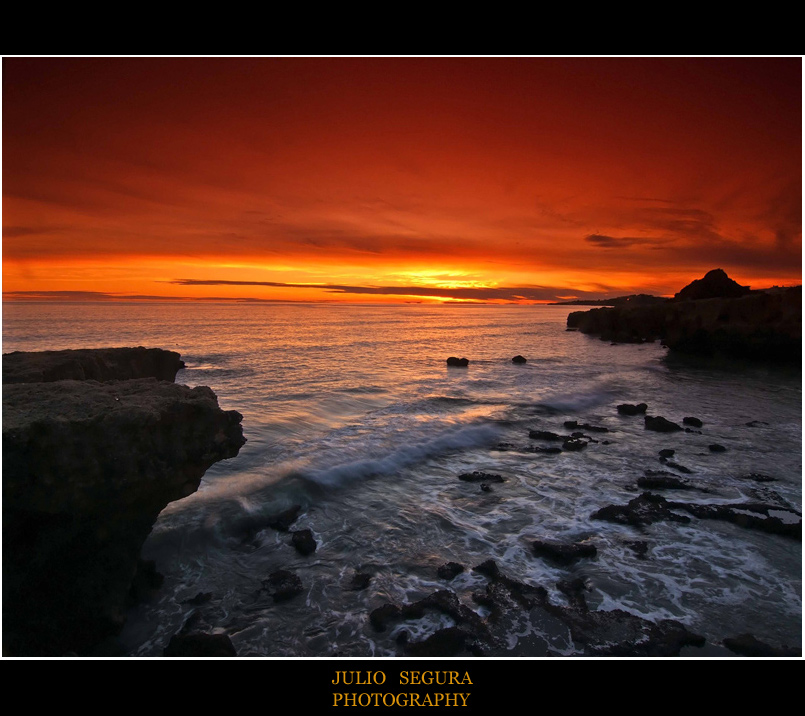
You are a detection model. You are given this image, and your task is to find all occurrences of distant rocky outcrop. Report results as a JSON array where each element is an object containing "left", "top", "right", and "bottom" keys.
[
  {"left": 2, "top": 348, "right": 245, "bottom": 656},
  {"left": 3, "top": 346, "right": 185, "bottom": 384},
  {"left": 566, "top": 271, "right": 800, "bottom": 362},
  {"left": 672, "top": 268, "right": 751, "bottom": 301}
]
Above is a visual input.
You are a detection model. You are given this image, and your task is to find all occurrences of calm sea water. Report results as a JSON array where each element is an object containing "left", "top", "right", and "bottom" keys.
[{"left": 3, "top": 302, "right": 802, "bottom": 656}]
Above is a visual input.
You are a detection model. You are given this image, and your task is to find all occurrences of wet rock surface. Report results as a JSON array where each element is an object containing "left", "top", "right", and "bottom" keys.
[
  {"left": 592, "top": 492, "right": 801, "bottom": 539},
  {"left": 371, "top": 560, "right": 705, "bottom": 657}
]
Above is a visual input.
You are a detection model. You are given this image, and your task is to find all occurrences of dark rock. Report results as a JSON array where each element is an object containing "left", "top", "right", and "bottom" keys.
[
  {"left": 163, "top": 632, "right": 237, "bottom": 657},
  {"left": 2, "top": 375, "right": 245, "bottom": 657},
  {"left": 557, "top": 578, "right": 589, "bottom": 611},
  {"left": 667, "top": 500, "right": 801, "bottom": 539},
  {"left": 348, "top": 572, "right": 372, "bottom": 591},
  {"left": 2, "top": 346, "right": 185, "bottom": 384},
  {"left": 746, "top": 420, "right": 770, "bottom": 427},
  {"left": 665, "top": 461, "right": 693, "bottom": 474},
  {"left": 471, "top": 560, "right": 703, "bottom": 656},
  {"left": 268, "top": 505, "right": 302, "bottom": 532},
  {"left": 562, "top": 438, "right": 587, "bottom": 451},
  {"left": 370, "top": 603, "right": 402, "bottom": 631},
  {"left": 682, "top": 416, "right": 703, "bottom": 428},
  {"left": 523, "top": 446, "right": 562, "bottom": 454},
  {"left": 684, "top": 428, "right": 701, "bottom": 434},
  {"left": 472, "top": 559, "right": 501, "bottom": 580},
  {"left": 638, "top": 472, "right": 692, "bottom": 490},
  {"left": 263, "top": 570, "right": 303, "bottom": 603},
  {"left": 645, "top": 415, "right": 683, "bottom": 432},
  {"left": 480, "top": 483, "right": 492, "bottom": 492},
  {"left": 446, "top": 357, "right": 469, "bottom": 367},
  {"left": 437, "top": 562, "right": 465, "bottom": 580},
  {"left": 532, "top": 539, "right": 597, "bottom": 565},
  {"left": 511, "top": 355, "right": 527, "bottom": 364},
  {"left": 567, "top": 279, "right": 800, "bottom": 363},
  {"left": 723, "top": 633, "right": 801, "bottom": 657},
  {"left": 591, "top": 492, "right": 692, "bottom": 527},
  {"left": 458, "top": 471, "right": 505, "bottom": 483},
  {"left": 182, "top": 592, "right": 214, "bottom": 606},
  {"left": 529, "top": 429, "right": 563, "bottom": 441},
  {"left": 290, "top": 528, "right": 317, "bottom": 556},
  {"left": 553, "top": 607, "right": 705, "bottom": 657},
  {"left": 674, "top": 268, "right": 751, "bottom": 301},
  {"left": 617, "top": 403, "right": 648, "bottom": 415},
  {"left": 658, "top": 449, "right": 675, "bottom": 458},
  {"left": 566, "top": 421, "right": 608, "bottom": 432},
  {"left": 708, "top": 444, "right": 727, "bottom": 452},
  {"left": 492, "top": 442, "right": 516, "bottom": 451}
]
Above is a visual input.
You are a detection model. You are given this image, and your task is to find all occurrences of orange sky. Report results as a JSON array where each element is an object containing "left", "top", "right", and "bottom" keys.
[{"left": 3, "top": 57, "right": 801, "bottom": 303}]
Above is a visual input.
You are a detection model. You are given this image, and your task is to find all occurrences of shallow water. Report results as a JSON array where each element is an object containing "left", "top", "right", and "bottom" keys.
[{"left": 3, "top": 302, "right": 801, "bottom": 655}]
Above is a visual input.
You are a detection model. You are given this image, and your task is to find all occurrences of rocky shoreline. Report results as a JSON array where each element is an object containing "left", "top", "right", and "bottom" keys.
[
  {"left": 566, "top": 270, "right": 801, "bottom": 362},
  {"left": 2, "top": 347, "right": 245, "bottom": 656}
]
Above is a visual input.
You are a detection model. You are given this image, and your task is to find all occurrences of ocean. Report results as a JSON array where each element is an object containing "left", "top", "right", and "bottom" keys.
[{"left": 2, "top": 301, "right": 801, "bottom": 656}]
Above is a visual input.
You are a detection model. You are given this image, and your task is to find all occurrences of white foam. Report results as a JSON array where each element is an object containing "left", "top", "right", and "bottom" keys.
[{"left": 302, "top": 424, "right": 502, "bottom": 488}]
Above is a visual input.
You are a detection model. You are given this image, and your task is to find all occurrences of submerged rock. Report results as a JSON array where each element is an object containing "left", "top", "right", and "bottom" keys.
[
  {"left": 531, "top": 539, "right": 597, "bottom": 565},
  {"left": 709, "top": 444, "right": 727, "bottom": 452},
  {"left": 268, "top": 505, "right": 302, "bottom": 532},
  {"left": 458, "top": 471, "right": 505, "bottom": 483},
  {"left": 263, "top": 570, "right": 304, "bottom": 603},
  {"left": 348, "top": 572, "right": 372, "bottom": 591},
  {"left": 446, "top": 357, "right": 469, "bottom": 367},
  {"left": 638, "top": 472, "right": 692, "bottom": 490},
  {"left": 3, "top": 374, "right": 245, "bottom": 656},
  {"left": 683, "top": 416, "right": 703, "bottom": 428},
  {"left": 511, "top": 355, "right": 527, "bottom": 364},
  {"left": 291, "top": 528, "right": 317, "bottom": 556}
]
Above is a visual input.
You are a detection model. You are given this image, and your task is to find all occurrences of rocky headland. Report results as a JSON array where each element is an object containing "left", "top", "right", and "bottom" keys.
[
  {"left": 2, "top": 347, "right": 245, "bottom": 655},
  {"left": 566, "top": 269, "right": 801, "bottom": 362}
]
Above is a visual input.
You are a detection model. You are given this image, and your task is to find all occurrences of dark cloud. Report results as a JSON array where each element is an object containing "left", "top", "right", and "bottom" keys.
[
  {"left": 167, "top": 278, "right": 620, "bottom": 302},
  {"left": 585, "top": 234, "right": 668, "bottom": 249}
]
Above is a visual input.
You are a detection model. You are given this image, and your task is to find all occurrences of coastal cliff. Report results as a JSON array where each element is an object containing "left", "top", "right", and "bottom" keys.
[
  {"left": 3, "top": 346, "right": 185, "bottom": 384},
  {"left": 567, "top": 271, "right": 801, "bottom": 362},
  {"left": 2, "top": 348, "right": 245, "bottom": 656}
]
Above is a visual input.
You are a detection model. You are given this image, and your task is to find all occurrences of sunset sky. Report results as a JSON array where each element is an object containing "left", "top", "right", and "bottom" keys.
[{"left": 3, "top": 57, "right": 801, "bottom": 303}]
